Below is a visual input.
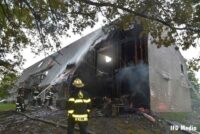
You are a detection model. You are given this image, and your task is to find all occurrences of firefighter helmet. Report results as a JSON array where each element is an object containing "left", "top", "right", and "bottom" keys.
[{"left": 72, "top": 78, "right": 84, "bottom": 88}]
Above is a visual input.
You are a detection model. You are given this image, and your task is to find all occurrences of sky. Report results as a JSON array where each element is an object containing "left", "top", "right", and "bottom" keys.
[{"left": 21, "top": 24, "right": 200, "bottom": 81}]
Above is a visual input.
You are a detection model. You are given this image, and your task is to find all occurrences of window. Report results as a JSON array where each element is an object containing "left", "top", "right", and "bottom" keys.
[
  {"left": 30, "top": 70, "right": 49, "bottom": 85},
  {"left": 181, "top": 64, "right": 184, "bottom": 74},
  {"left": 40, "top": 71, "right": 48, "bottom": 81}
]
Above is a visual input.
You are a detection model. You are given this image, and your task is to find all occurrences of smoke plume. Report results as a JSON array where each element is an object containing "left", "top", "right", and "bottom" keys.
[{"left": 116, "top": 62, "right": 149, "bottom": 108}]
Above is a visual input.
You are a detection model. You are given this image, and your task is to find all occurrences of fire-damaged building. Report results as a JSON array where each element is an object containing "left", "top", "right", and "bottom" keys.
[{"left": 16, "top": 23, "right": 191, "bottom": 113}]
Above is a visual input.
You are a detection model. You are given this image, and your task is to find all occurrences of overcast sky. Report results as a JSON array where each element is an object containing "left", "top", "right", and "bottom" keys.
[{"left": 21, "top": 24, "right": 200, "bottom": 80}]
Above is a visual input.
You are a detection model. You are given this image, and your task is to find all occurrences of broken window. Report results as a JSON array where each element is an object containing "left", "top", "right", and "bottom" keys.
[{"left": 29, "top": 70, "right": 49, "bottom": 86}]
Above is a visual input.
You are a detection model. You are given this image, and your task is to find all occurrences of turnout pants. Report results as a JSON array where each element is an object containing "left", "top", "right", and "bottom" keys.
[
  {"left": 16, "top": 103, "right": 25, "bottom": 112},
  {"left": 67, "top": 117, "right": 88, "bottom": 134}
]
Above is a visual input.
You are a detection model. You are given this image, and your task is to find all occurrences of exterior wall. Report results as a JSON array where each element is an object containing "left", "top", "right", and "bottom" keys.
[{"left": 148, "top": 36, "right": 192, "bottom": 112}]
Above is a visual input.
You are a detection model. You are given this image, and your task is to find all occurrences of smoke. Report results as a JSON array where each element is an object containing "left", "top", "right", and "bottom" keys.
[{"left": 116, "top": 62, "right": 149, "bottom": 107}]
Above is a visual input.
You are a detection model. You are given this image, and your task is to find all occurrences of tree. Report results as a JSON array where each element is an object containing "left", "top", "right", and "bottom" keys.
[
  {"left": 187, "top": 67, "right": 200, "bottom": 112},
  {"left": 188, "top": 70, "right": 200, "bottom": 93},
  {"left": 0, "top": 0, "right": 200, "bottom": 75},
  {"left": 0, "top": 73, "right": 17, "bottom": 98}
]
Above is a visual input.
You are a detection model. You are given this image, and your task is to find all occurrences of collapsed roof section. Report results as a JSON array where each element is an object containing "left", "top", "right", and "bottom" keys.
[{"left": 17, "top": 28, "right": 109, "bottom": 88}]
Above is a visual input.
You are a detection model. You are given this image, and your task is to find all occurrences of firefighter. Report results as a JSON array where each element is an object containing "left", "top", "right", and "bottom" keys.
[
  {"left": 32, "top": 86, "right": 42, "bottom": 106},
  {"left": 48, "top": 89, "right": 54, "bottom": 106},
  {"left": 18, "top": 87, "right": 25, "bottom": 97},
  {"left": 66, "top": 78, "right": 91, "bottom": 134},
  {"left": 44, "top": 89, "right": 54, "bottom": 106},
  {"left": 43, "top": 91, "right": 50, "bottom": 106},
  {"left": 16, "top": 94, "right": 25, "bottom": 112},
  {"left": 16, "top": 95, "right": 21, "bottom": 112},
  {"left": 17, "top": 87, "right": 26, "bottom": 111}
]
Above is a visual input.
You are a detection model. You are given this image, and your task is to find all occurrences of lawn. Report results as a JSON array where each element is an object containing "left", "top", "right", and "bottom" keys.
[
  {"left": 0, "top": 103, "right": 16, "bottom": 111},
  {"left": 159, "top": 112, "right": 189, "bottom": 123}
]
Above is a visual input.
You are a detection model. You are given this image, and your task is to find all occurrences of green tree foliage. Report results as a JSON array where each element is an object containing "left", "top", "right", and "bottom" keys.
[
  {"left": 188, "top": 69, "right": 200, "bottom": 94},
  {"left": 0, "top": 73, "right": 17, "bottom": 98},
  {"left": 187, "top": 68, "right": 200, "bottom": 112},
  {"left": 0, "top": 0, "right": 200, "bottom": 75}
]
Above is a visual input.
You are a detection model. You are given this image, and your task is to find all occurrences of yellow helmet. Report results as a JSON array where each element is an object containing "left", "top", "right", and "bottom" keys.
[{"left": 72, "top": 78, "right": 84, "bottom": 88}]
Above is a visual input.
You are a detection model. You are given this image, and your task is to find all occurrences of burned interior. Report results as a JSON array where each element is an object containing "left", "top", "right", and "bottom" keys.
[{"left": 74, "top": 25, "right": 150, "bottom": 113}]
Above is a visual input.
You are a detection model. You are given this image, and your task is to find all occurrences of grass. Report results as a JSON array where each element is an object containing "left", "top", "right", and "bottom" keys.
[
  {"left": 0, "top": 103, "right": 16, "bottom": 111},
  {"left": 159, "top": 112, "right": 190, "bottom": 123}
]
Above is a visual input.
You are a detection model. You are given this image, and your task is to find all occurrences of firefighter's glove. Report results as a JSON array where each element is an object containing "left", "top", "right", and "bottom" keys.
[
  {"left": 87, "top": 109, "right": 91, "bottom": 118},
  {"left": 67, "top": 110, "right": 74, "bottom": 117}
]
